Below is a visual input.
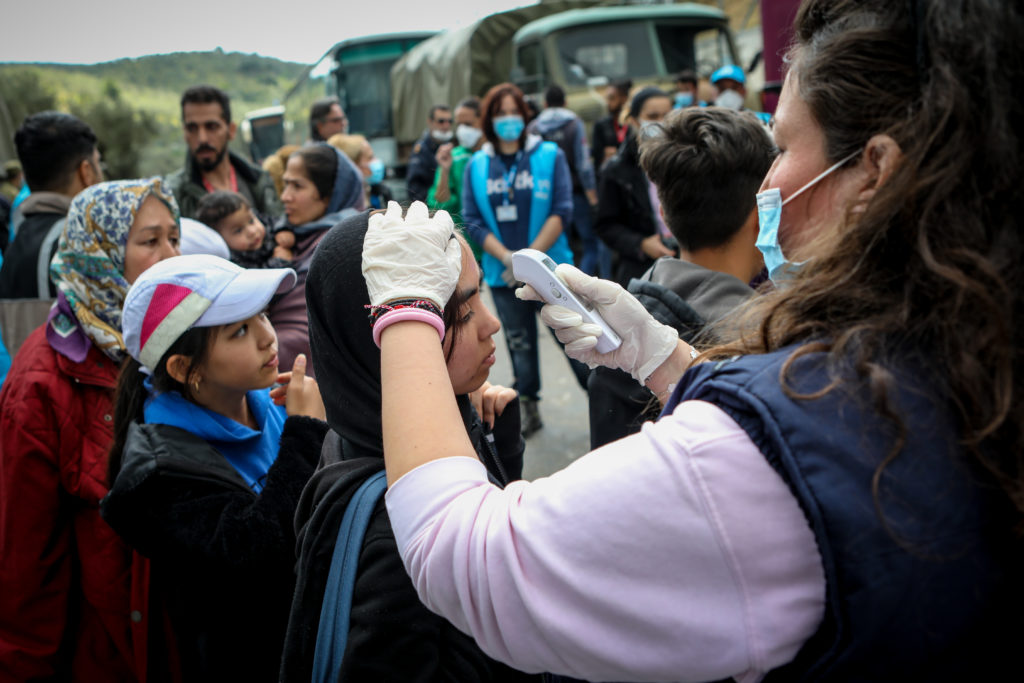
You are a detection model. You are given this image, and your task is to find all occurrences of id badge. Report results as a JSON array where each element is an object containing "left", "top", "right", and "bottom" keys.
[{"left": 496, "top": 204, "right": 518, "bottom": 223}]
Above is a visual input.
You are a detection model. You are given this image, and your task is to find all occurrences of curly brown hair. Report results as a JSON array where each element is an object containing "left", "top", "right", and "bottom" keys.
[{"left": 711, "top": 0, "right": 1024, "bottom": 519}]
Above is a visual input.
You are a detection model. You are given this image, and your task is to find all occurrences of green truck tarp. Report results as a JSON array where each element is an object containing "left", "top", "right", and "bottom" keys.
[{"left": 389, "top": 0, "right": 605, "bottom": 146}]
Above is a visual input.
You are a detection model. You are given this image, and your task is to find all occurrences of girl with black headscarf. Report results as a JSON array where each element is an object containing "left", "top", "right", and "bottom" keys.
[{"left": 279, "top": 208, "right": 539, "bottom": 682}]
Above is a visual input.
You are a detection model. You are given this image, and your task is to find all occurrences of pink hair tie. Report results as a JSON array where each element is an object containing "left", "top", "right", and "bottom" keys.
[{"left": 372, "top": 308, "right": 445, "bottom": 348}]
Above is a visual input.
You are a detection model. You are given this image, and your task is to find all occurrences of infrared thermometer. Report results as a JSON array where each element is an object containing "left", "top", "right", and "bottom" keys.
[{"left": 511, "top": 249, "right": 622, "bottom": 354}]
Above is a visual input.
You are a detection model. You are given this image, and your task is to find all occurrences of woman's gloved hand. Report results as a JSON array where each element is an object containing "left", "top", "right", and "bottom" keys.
[
  {"left": 362, "top": 201, "right": 462, "bottom": 309},
  {"left": 517, "top": 264, "right": 678, "bottom": 384}
]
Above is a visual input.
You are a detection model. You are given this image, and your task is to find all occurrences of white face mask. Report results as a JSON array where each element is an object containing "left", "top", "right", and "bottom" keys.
[
  {"left": 455, "top": 124, "right": 482, "bottom": 149},
  {"left": 714, "top": 89, "right": 745, "bottom": 110},
  {"left": 431, "top": 129, "right": 453, "bottom": 143}
]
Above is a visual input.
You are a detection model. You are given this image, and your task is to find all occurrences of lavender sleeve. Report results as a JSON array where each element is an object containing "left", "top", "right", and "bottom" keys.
[{"left": 386, "top": 400, "right": 825, "bottom": 682}]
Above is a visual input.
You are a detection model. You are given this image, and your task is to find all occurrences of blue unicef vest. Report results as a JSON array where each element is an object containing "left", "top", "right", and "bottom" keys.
[
  {"left": 469, "top": 142, "right": 574, "bottom": 288},
  {"left": 663, "top": 347, "right": 1021, "bottom": 680}
]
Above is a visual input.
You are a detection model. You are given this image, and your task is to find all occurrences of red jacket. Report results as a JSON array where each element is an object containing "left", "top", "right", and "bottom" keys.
[{"left": 0, "top": 325, "right": 150, "bottom": 682}]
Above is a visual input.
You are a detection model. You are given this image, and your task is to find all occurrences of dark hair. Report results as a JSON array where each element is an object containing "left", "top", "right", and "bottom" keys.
[
  {"left": 181, "top": 85, "right": 231, "bottom": 123},
  {"left": 309, "top": 97, "right": 341, "bottom": 141},
  {"left": 290, "top": 144, "right": 338, "bottom": 200},
  {"left": 440, "top": 238, "right": 474, "bottom": 364},
  {"left": 675, "top": 70, "right": 698, "bottom": 87},
  {"left": 429, "top": 105, "right": 452, "bottom": 121},
  {"left": 195, "top": 191, "right": 250, "bottom": 232},
  {"left": 628, "top": 87, "right": 671, "bottom": 120},
  {"left": 455, "top": 97, "right": 481, "bottom": 117},
  {"left": 639, "top": 107, "right": 775, "bottom": 251},
  {"left": 14, "top": 111, "right": 97, "bottom": 192},
  {"left": 713, "top": 0, "right": 1024, "bottom": 520},
  {"left": 544, "top": 85, "right": 566, "bottom": 108},
  {"left": 480, "top": 83, "right": 529, "bottom": 147},
  {"left": 610, "top": 78, "right": 633, "bottom": 98},
  {"left": 107, "top": 326, "right": 214, "bottom": 483}
]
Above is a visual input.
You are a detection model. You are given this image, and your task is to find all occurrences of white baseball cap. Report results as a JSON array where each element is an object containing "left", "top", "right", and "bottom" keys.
[
  {"left": 179, "top": 217, "right": 231, "bottom": 260},
  {"left": 123, "top": 254, "right": 296, "bottom": 373}
]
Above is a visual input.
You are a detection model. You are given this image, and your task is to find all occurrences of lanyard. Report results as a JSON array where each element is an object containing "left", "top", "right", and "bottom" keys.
[
  {"left": 501, "top": 152, "right": 521, "bottom": 205},
  {"left": 202, "top": 163, "right": 238, "bottom": 194}
]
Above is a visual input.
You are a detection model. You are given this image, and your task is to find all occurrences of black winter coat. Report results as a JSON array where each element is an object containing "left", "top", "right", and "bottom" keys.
[
  {"left": 279, "top": 395, "right": 540, "bottom": 683},
  {"left": 101, "top": 416, "right": 327, "bottom": 682},
  {"left": 593, "top": 133, "right": 660, "bottom": 287}
]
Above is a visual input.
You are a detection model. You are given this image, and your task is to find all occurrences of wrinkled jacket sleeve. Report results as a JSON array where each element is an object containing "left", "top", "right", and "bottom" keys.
[
  {"left": 594, "top": 168, "right": 647, "bottom": 258},
  {"left": 103, "top": 416, "right": 326, "bottom": 578},
  {"left": 0, "top": 373, "right": 70, "bottom": 681},
  {"left": 461, "top": 161, "right": 491, "bottom": 248}
]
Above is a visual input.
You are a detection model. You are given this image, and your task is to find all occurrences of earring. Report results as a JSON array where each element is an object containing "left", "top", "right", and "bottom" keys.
[{"left": 191, "top": 378, "right": 201, "bottom": 395}]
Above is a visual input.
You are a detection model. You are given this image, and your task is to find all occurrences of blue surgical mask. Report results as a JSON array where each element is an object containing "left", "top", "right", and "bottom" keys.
[
  {"left": 674, "top": 92, "right": 694, "bottom": 108},
  {"left": 493, "top": 115, "right": 525, "bottom": 142},
  {"left": 755, "top": 150, "right": 860, "bottom": 283},
  {"left": 367, "top": 158, "right": 385, "bottom": 185}
]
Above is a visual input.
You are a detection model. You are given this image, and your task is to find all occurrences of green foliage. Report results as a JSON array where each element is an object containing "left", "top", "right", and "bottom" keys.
[
  {"left": 0, "top": 50, "right": 305, "bottom": 177},
  {"left": 70, "top": 81, "right": 159, "bottom": 180}
]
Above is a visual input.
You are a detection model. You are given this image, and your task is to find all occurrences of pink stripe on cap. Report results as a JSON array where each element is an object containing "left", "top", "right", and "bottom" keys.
[{"left": 140, "top": 282, "right": 193, "bottom": 350}]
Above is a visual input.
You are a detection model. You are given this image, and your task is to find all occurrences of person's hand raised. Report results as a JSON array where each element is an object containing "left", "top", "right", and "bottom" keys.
[{"left": 270, "top": 354, "right": 326, "bottom": 421}]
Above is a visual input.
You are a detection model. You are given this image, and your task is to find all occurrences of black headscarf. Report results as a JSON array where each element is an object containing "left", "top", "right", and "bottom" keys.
[{"left": 305, "top": 210, "right": 386, "bottom": 455}]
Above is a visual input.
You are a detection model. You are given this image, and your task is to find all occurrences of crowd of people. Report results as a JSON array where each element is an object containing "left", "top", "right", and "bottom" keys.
[{"left": 1, "top": 0, "right": 1022, "bottom": 679}]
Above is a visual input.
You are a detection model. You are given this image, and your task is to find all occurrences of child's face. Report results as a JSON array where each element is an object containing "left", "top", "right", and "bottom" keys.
[
  {"left": 217, "top": 206, "right": 266, "bottom": 252},
  {"left": 443, "top": 245, "right": 501, "bottom": 395},
  {"left": 199, "top": 312, "right": 279, "bottom": 399}
]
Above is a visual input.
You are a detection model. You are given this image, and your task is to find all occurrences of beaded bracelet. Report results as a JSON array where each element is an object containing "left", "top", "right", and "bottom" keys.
[{"left": 365, "top": 299, "right": 442, "bottom": 325}]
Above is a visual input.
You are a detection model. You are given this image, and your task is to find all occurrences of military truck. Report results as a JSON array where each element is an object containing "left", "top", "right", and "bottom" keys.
[{"left": 511, "top": 3, "right": 742, "bottom": 127}]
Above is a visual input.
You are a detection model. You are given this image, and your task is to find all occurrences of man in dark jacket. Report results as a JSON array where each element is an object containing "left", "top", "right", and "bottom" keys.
[
  {"left": 0, "top": 112, "right": 103, "bottom": 299},
  {"left": 166, "top": 85, "right": 282, "bottom": 220},
  {"left": 405, "top": 104, "right": 453, "bottom": 202},
  {"left": 590, "top": 78, "right": 631, "bottom": 176},
  {"left": 589, "top": 107, "right": 776, "bottom": 448}
]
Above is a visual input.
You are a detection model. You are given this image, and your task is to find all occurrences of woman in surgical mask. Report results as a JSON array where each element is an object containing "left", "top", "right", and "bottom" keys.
[
  {"left": 594, "top": 86, "right": 676, "bottom": 287},
  {"left": 460, "top": 82, "right": 587, "bottom": 438},
  {"left": 361, "top": 0, "right": 1024, "bottom": 679},
  {"left": 328, "top": 133, "right": 392, "bottom": 210}
]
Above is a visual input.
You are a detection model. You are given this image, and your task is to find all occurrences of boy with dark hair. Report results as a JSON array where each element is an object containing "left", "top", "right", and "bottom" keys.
[
  {"left": 195, "top": 191, "right": 294, "bottom": 269},
  {"left": 588, "top": 107, "right": 776, "bottom": 448},
  {"left": 166, "top": 85, "right": 282, "bottom": 220},
  {"left": 0, "top": 112, "right": 103, "bottom": 299}
]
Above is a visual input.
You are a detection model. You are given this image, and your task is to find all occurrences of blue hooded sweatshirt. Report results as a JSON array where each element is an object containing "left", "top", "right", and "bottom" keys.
[{"left": 144, "top": 380, "right": 286, "bottom": 493}]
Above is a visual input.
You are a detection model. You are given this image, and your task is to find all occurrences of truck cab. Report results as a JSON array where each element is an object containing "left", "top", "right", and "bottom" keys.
[{"left": 512, "top": 3, "right": 741, "bottom": 127}]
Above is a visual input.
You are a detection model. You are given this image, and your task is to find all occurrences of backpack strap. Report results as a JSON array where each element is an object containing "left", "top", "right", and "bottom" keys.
[
  {"left": 311, "top": 469, "right": 388, "bottom": 683},
  {"left": 36, "top": 217, "right": 65, "bottom": 299}
]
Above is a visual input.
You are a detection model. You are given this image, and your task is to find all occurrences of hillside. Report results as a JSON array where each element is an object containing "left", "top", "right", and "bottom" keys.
[{"left": 0, "top": 50, "right": 306, "bottom": 178}]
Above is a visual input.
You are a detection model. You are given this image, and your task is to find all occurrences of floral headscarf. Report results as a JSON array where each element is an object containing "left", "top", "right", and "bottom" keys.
[{"left": 49, "top": 178, "right": 179, "bottom": 362}]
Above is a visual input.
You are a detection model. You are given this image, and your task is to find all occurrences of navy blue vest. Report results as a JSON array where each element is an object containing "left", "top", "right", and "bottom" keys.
[{"left": 664, "top": 346, "right": 1021, "bottom": 680}]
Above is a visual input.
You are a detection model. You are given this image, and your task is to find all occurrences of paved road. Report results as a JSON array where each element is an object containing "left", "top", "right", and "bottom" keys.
[{"left": 483, "top": 285, "right": 591, "bottom": 480}]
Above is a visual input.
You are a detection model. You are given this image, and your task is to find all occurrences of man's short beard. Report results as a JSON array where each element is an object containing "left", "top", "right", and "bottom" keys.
[{"left": 194, "top": 145, "right": 227, "bottom": 172}]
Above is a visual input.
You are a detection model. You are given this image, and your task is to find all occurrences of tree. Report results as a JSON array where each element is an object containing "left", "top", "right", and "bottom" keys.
[
  {"left": 72, "top": 81, "right": 159, "bottom": 180},
  {"left": 0, "top": 69, "right": 58, "bottom": 160}
]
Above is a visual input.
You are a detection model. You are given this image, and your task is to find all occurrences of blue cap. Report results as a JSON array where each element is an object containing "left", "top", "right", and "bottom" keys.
[{"left": 711, "top": 64, "right": 746, "bottom": 85}]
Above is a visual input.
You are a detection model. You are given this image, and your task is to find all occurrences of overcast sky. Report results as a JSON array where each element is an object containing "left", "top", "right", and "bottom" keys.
[{"left": 2, "top": 0, "right": 536, "bottom": 65}]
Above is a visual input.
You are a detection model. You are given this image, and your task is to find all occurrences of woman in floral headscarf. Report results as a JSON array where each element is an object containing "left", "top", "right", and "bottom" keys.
[{"left": 0, "top": 178, "right": 180, "bottom": 682}]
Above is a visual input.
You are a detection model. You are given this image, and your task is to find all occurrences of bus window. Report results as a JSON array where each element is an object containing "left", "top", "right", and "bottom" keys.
[{"left": 516, "top": 42, "right": 546, "bottom": 93}]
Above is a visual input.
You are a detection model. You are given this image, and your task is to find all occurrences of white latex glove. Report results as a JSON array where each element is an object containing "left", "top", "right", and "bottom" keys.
[
  {"left": 362, "top": 201, "right": 462, "bottom": 309},
  {"left": 517, "top": 264, "right": 678, "bottom": 383}
]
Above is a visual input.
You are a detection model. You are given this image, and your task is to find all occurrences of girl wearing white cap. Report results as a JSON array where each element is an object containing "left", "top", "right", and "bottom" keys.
[{"left": 101, "top": 254, "right": 327, "bottom": 682}]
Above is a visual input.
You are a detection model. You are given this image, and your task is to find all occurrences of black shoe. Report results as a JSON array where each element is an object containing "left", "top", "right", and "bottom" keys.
[{"left": 520, "top": 397, "right": 543, "bottom": 438}]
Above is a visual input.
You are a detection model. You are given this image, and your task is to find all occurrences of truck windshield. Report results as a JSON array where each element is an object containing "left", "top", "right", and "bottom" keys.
[{"left": 554, "top": 21, "right": 733, "bottom": 84}]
